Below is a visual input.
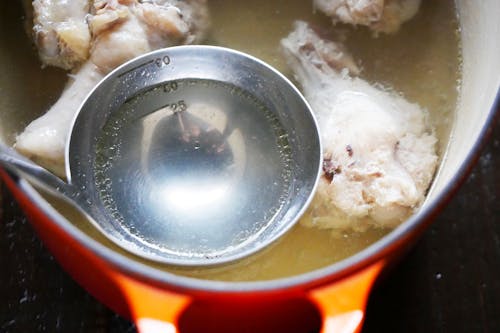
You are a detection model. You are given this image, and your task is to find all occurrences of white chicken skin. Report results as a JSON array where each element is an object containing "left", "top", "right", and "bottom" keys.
[
  {"left": 16, "top": 0, "right": 209, "bottom": 176},
  {"left": 281, "top": 21, "right": 438, "bottom": 231},
  {"left": 32, "top": 0, "right": 91, "bottom": 70},
  {"left": 314, "top": 0, "right": 421, "bottom": 34}
]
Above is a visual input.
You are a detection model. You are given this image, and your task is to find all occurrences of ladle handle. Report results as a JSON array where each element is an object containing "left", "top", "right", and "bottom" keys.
[
  {"left": 0, "top": 144, "right": 77, "bottom": 198},
  {"left": 308, "top": 261, "right": 385, "bottom": 333}
]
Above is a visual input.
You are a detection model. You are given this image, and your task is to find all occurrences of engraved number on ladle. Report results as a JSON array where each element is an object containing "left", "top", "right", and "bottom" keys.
[
  {"left": 118, "top": 55, "right": 171, "bottom": 78},
  {"left": 165, "top": 100, "right": 187, "bottom": 113},
  {"left": 155, "top": 55, "right": 171, "bottom": 68},
  {"left": 163, "top": 81, "right": 178, "bottom": 93}
]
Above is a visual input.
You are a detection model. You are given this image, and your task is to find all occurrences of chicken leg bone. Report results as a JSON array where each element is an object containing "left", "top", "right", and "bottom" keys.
[
  {"left": 16, "top": 0, "right": 210, "bottom": 176},
  {"left": 282, "top": 21, "right": 438, "bottom": 231}
]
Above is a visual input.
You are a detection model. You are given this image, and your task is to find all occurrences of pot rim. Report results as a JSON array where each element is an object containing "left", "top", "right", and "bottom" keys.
[{"left": 9, "top": 82, "right": 498, "bottom": 295}]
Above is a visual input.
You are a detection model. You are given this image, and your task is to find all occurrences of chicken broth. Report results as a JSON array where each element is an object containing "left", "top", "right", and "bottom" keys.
[
  {"left": 94, "top": 78, "right": 294, "bottom": 258},
  {"left": 0, "top": 0, "right": 460, "bottom": 281}
]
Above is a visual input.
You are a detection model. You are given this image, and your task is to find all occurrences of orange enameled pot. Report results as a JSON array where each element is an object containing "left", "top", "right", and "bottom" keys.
[
  {"left": 3, "top": 167, "right": 389, "bottom": 332},
  {"left": 1, "top": 1, "right": 500, "bottom": 332}
]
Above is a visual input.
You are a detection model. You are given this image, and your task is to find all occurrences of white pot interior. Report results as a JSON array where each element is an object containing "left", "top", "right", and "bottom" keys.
[{"left": 427, "top": 0, "right": 500, "bottom": 200}]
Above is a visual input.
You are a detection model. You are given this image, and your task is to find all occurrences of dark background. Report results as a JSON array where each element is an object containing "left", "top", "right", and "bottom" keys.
[{"left": 1, "top": 118, "right": 498, "bottom": 332}]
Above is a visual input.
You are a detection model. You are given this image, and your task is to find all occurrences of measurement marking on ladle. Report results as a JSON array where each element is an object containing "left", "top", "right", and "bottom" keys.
[
  {"left": 138, "top": 99, "right": 188, "bottom": 123},
  {"left": 117, "top": 56, "right": 171, "bottom": 78},
  {"left": 163, "top": 81, "right": 178, "bottom": 93}
]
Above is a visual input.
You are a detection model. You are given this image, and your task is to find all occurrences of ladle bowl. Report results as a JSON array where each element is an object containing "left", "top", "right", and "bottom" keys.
[{"left": 0, "top": 46, "right": 322, "bottom": 266}]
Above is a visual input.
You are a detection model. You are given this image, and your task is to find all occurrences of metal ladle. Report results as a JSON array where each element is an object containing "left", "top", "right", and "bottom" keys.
[{"left": 0, "top": 46, "right": 321, "bottom": 266}]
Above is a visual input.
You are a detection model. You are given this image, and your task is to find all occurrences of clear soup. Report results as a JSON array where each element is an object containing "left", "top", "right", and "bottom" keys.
[{"left": 0, "top": 0, "right": 460, "bottom": 281}]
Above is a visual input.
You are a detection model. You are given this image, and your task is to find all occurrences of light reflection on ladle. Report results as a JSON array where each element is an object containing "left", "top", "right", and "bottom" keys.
[{"left": 138, "top": 102, "right": 247, "bottom": 220}]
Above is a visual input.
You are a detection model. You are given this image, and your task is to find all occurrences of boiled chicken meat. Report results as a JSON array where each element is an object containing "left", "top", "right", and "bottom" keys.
[
  {"left": 32, "top": 0, "right": 91, "bottom": 70},
  {"left": 16, "top": 0, "right": 209, "bottom": 176},
  {"left": 314, "top": 0, "right": 421, "bottom": 34},
  {"left": 281, "top": 21, "right": 438, "bottom": 230}
]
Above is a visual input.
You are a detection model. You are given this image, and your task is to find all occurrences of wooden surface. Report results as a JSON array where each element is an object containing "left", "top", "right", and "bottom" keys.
[{"left": 0, "top": 117, "right": 499, "bottom": 332}]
